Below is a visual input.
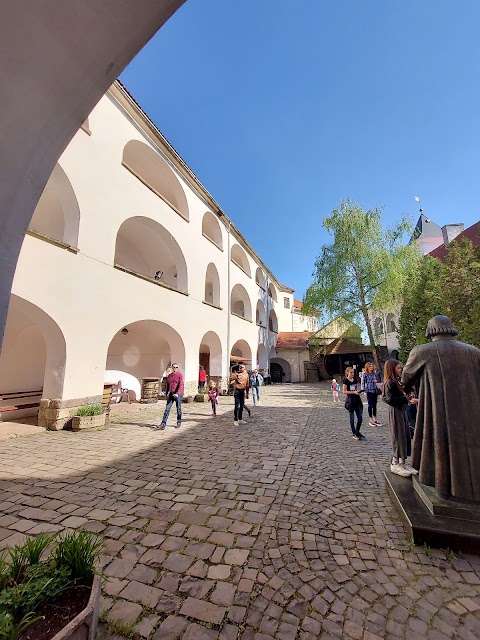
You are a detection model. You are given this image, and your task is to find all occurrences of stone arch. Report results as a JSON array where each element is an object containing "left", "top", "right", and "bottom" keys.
[
  {"left": 231, "top": 244, "right": 251, "bottom": 277},
  {"left": 256, "top": 300, "right": 266, "bottom": 326},
  {"left": 255, "top": 267, "right": 266, "bottom": 289},
  {"left": 268, "top": 283, "right": 278, "bottom": 302},
  {"left": 269, "top": 309, "right": 279, "bottom": 333},
  {"left": 230, "top": 339, "right": 252, "bottom": 371},
  {"left": 386, "top": 313, "right": 398, "bottom": 333},
  {"left": 115, "top": 216, "right": 188, "bottom": 293},
  {"left": 204, "top": 263, "right": 220, "bottom": 307},
  {"left": 231, "top": 284, "right": 252, "bottom": 321},
  {"left": 374, "top": 317, "right": 384, "bottom": 336},
  {"left": 202, "top": 212, "right": 223, "bottom": 249},
  {"left": 199, "top": 331, "right": 222, "bottom": 377},
  {"left": 256, "top": 343, "right": 268, "bottom": 370},
  {"left": 270, "top": 357, "right": 291, "bottom": 383},
  {"left": 122, "top": 140, "right": 189, "bottom": 220},
  {"left": 0, "top": 294, "right": 66, "bottom": 403},
  {"left": 29, "top": 163, "right": 80, "bottom": 247},
  {"left": 105, "top": 319, "right": 185, "bottom": 401}
]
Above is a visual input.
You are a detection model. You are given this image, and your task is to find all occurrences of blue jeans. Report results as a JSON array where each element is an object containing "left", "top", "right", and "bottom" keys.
[
  {"left": 252, "top": 386, "right": 260, "bottom": 405},
  {"left": 161, "top": 393, "right": 182, "bottom": 425}
]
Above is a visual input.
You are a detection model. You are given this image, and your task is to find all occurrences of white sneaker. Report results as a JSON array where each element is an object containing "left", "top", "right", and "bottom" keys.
[
  {"left": 390, "top": 463, "right": 412, "bottom": 477},
  {"left": 239, "top": 419, "right": 247, "bottom": 424},
  {"left": 402, "top": 463, "right": 418, "bottom": 475},
  {"left": 368, "top": 421, "right": 376, "bottom": 427},
  {"left": 233, "top": 420, "right": 239, "bottom": 426},
  {"left": 375, "top": 421, "right": 383, "bottom": 426}
]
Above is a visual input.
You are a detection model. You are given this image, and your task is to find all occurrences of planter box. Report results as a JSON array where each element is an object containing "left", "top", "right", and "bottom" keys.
[
  {"left": 52, "top": 574, "right": 101, "bottom": 640},
  {"left": 183, "top": 396, "right": 194, "bottom": 403},
  {"left": 194, "top": 394, "right": 207, "bottom": 402},
  {"left": 71, "top": 413, "right": 106, "bottom": 431}
]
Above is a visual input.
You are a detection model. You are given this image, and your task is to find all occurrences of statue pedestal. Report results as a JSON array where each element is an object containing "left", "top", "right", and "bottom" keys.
[{"left": 384, "top": 468, "right": 480, "bottom": 554}]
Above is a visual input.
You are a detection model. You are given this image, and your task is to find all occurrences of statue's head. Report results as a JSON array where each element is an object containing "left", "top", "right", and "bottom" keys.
[{"left": 425, "top": 315, "right": 458, "bottom": 338}]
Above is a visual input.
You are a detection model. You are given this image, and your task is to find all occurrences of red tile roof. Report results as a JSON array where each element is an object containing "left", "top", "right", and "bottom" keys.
[
  {"left": 429, "top": 222, "right": 480, "bottom": 261},
  {"left": 276, "top": 331, "right": 313, "bottom": 350},
  {"left": 293, "top": 299, "right": 320, "bottom": 314},
  {"left": 323, "top": 338, "right": 373, "bottom": 355}
]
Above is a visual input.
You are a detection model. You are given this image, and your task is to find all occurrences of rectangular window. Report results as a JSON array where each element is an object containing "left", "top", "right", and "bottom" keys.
[{"left": 284, "top": 297, "right": 290, "bottom": 309}]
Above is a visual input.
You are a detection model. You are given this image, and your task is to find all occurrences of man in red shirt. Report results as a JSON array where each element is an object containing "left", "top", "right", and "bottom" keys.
[
  {"left": 198, "top": 365, "right": 207, "bottom": 390},
  {"left": 156, "top": 364, "right": 184, "bottom": 430}
]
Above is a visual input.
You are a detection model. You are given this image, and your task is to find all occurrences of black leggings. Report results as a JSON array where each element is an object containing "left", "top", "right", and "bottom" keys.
[
  {"left": 349, "top": 404, "right": 363, "bottom": 435},
  {"left": 366, "top": 392, "right": 378, "bottom": 418},
  {"left": 210, "top": 399, "right": 216, "bottom": 415}
]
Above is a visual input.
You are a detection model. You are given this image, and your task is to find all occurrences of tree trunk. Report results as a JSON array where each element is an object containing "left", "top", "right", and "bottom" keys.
[{"left": 354, "top": 264, "right": 380, "bottom": 369}]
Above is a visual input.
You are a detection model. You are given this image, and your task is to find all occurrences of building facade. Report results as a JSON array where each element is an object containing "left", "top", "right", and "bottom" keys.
[{"left": 0, "top": 82, "right": 317, "bottom": 428}]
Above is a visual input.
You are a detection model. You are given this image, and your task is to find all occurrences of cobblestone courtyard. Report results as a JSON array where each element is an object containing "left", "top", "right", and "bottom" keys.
[{"left": 0, "top": 383, "right": 479, "bottom": 640}]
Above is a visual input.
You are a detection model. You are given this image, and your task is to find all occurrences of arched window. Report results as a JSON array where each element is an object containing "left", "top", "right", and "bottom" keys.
[
  {"left": 122, "top": 140, "right": 189, "bottom": 220},
  {"left": 231, "top": 284, "right": 252, "bottom": 321},
  {"left": 268, "top": 309, "right": 278, "bottom": 333},
  {"left": 202, "top": 212, "right": 223, "bottom": 249},
  {"left": 386, "top": 313, "right": 397, "bottom": 333},
  {"left": 29, "top": 163, "right": 80, "bottom": 247},
  {"left": 115, "top": 216, "right": 188, "bottom": 293},
  {"left": 268, "top": 283, "right": 278, "bottom": 302},
  {"left": 204, "top": 263, "right": 220, "bottom": 307},
  {"left": 231, "top": 244, "right": 251, "bottom": 277},
  {"left": 255, "top": 267, "right": 266, "bottom": 289},
  {"left": 256, "top": 300, "right": 266, "bottom": 326},
  {"left": 374, "top": 317, "right": 384, "bottom": 336}
]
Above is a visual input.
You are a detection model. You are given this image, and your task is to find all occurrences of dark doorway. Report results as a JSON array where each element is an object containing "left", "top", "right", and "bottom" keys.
[{"left": 270, "top": 362, "right": 284, "bottom": 383}]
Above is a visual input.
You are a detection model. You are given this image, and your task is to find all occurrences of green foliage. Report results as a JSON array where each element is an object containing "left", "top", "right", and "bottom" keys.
[
  {"left": 398, "top": 233, "right": 480, "bottom": 360},
  {"left": 75, "top": 404, "right": 104, "bottom": 416},
  {"left": 0, "top": 556, "right": 9, "bottom": 592},
  {"left": 0, "top": 612, "right": 45, "bottom": 640},
  {"left": 20, "top": 533, "right": 56, "bottom": 566},
  {"left": 0, "top": 563, "right": 70, "bottom": 615},
  {"left": 54, "top": 530, "right": 104, "bottom": 581},
  {"left": 304, "top": 199, "right": 417, "bottom": 358}
]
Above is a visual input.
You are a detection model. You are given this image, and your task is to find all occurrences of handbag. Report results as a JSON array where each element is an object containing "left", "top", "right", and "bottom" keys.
[{"left": 344, "top": 395, "right": 352, "bottom": 410}]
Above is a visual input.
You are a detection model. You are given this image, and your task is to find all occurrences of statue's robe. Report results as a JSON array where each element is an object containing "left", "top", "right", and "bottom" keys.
[{"left": 402, "top": 338, "right": 480, "bottom": 502}]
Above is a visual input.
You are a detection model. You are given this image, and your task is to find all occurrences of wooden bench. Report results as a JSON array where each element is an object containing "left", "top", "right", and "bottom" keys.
[
  {"left": 102, "top": 384, "right": 114, "bottom": 425},
  {"left": 111, "top": 380, "right": 131, "bottom": 404},
  {"left": 0, "top": 390, "right": 43, "bottom": 417}
]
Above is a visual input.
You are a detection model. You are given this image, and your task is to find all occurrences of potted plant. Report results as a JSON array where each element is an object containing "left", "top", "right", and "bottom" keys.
[
  {"left": 0, "top": 530, "right": 103, "bottom": 640},
  {"left": 71, "top": 405, "right": 106, "bottom": 431}
]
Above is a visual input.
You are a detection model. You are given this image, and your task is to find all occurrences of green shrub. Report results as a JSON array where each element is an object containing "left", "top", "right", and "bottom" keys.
[
  {"left": 54, "top": 530, "right": 104, "bottom": 581},
  {"left": 0, "top": 612, "right": 45, "bottom": 640},
  {"left": 75, "top": 404, "right": 104, "bottom": 416}
]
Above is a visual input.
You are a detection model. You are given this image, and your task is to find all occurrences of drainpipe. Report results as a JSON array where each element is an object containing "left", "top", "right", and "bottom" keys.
[
  {"left": 265, "top": 275, "right": 270, "bottom": 376},
  {"left": 226, "top": 220, "right": 231, "bottom": 381}
]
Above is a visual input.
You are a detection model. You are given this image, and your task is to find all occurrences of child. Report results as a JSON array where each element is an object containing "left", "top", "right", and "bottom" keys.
[
  {"left": 383, "top": 359, "right": 418, "bottom": 477},
  {"left": 207, "top": 379, "right": 220, "bottom": 416},
  {"left": 342, "top": 367, "right": 365, "bottom": 440},
  {"left": 331, "top": 379, "right": 339, "bottom": 402}
]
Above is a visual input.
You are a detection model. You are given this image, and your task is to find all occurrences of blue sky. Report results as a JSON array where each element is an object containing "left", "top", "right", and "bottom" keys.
[{"left": 121, "top": 0, "right": 480, "bottom": 300}]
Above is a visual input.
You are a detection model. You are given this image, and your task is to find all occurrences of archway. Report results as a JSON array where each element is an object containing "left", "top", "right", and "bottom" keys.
[
  {"left": 204, "top": 263, "right": 220, "bottom": 307},
  {"left": 105, "top": 320, "right": 185, "bottom": 401},
  {"left": 231, "top": 284, "right": 252, "bottom": 321},
  {"left": 202, "top": 212, "right": 223, "bottom": 249},
  {"left": 29, "top": 163, "right": 80, "bottom": 247},
  {"left": 270, "top": 357, "right": 291, "bottom": 383},
  {"left": 268, "top": 283, "right": 278, "bottom": 302},
  {"left": 123, "top": 140, "right": 189, "bottom": 220},
  {"left": 269, "top": 309, "right": 278, "bottom": 333},
  {"left": 114, "top": 216, "right": 188, "bottom": 293},
  {"left": 230, "top": 339, "right": 252, "bottom": 372},
  {"left": 255, "top": 267, "right": 266, "bottom": 289},
  {"left": 256, "top": 300, "right": 266, "bottom": 326},
  {"left": 199, "top": 331, "right": 222, "bottom": 377},
  {"left": 0, "top": 295, "right": 66, "bottom": 416},
  {"left": 231, "top": 244, "right": 251, "bottom": 277},
  {"left": 386, "top": 313, "right": 398, "bottom": 333},
  {"left": 0, "top": 2, "right": 186, "bottom": 354}
]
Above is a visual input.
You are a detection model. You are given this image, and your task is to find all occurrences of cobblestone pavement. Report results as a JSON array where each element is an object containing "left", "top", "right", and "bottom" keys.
[{"left": 1, "top": 383, "right": 480, "bottom": 640}]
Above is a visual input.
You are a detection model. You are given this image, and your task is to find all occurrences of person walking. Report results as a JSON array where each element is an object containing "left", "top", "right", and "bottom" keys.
[
  {"left": 383, "top": 359, "right": 418, "bottom": 477},
  {"left": 229, "top": 364, "right": 250, "bottom": 426},
  {"left": 342, "top": 367, "right": 365, "bottom": 440},
  {"left": 249, "top": 369, "right": 263, "bottom": 406},
  {"left": 156, "top": 363, "right": 184, "bottom": 429},
  {"left": 207, "top": 379, "right": 220, "bottom": 416},
  {"left": 361, "top": 362, "right": 383, "bottom": 426},
  {"left": 331, "top": 378, "right": 340, "bottom": 402},
  {"left": 198, "top": 365, "right": 207, "bottom": 391}
]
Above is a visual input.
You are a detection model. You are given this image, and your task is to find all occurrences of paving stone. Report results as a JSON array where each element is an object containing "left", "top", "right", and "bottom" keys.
[
  {"left": 210, "top": 581, "right": 237, "bottom": 606},
  {"left": 180, "top": 597, "right": 226, "bottom": 624},
  {"left": 163, "top": 552, "right": 195, "bottom": 573},
  {"left": 119, "top": 580, "right": 162, "bottom": 608},
  {"left": 135, "top": 614, "right": 159, "bottom": 638},
  {"left": 183, "top": 623, "right": 219, "bottom": 640},
  {"left": 108, "top": 599, "right": 143, "bottom": 624},
  {"left": 152, "top": 615, "right": 189, "bottom": 640},
  {"left": 224, "top": 549, "right": 250, "bottom": 565}
]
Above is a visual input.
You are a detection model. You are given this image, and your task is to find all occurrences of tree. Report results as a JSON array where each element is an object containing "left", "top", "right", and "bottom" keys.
[
  {"left": 303, "top": 198, "right": 418, "bottom": 367},
  {"left": 443, "top": 237, "right": 480, "bottom": 348},
  {"left": 398, "top": 255, "right": 443, "bottom": 361}
]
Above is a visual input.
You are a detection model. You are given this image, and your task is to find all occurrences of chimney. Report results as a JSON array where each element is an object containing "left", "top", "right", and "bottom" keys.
[{"left": 442, "top": 223, "right": 464, "bottom": 247}]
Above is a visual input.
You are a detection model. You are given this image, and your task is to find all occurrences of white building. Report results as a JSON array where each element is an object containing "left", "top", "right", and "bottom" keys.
[{"left": 0, "top": 81, "right": 317, "bottom": 429}]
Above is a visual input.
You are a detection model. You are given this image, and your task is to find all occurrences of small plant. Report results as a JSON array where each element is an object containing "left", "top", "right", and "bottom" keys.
[
  {"left": 21, "top": 533, "right": 56, "bottom": 566},
  {"left": 75, "top": 404, "right": 104, "bottom": 416},
  {"left": 54, "top": 530, "right": 104, "bottom": 581},
  {"left": 0, "top": 612, "right": 45, "bottom": 640}
]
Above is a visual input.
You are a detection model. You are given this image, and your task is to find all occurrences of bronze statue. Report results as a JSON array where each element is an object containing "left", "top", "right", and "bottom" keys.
[{"left": 402, "top": 316, "right": 480, "bottom": 502}]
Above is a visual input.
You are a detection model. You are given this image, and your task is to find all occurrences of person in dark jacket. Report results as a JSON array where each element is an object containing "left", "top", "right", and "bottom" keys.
[
  {"left": 383, "top": 359, "right": 418, "bottom": 477},
  {"left": 342, "top": 367, "right": 365, "bottom": 440}
]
